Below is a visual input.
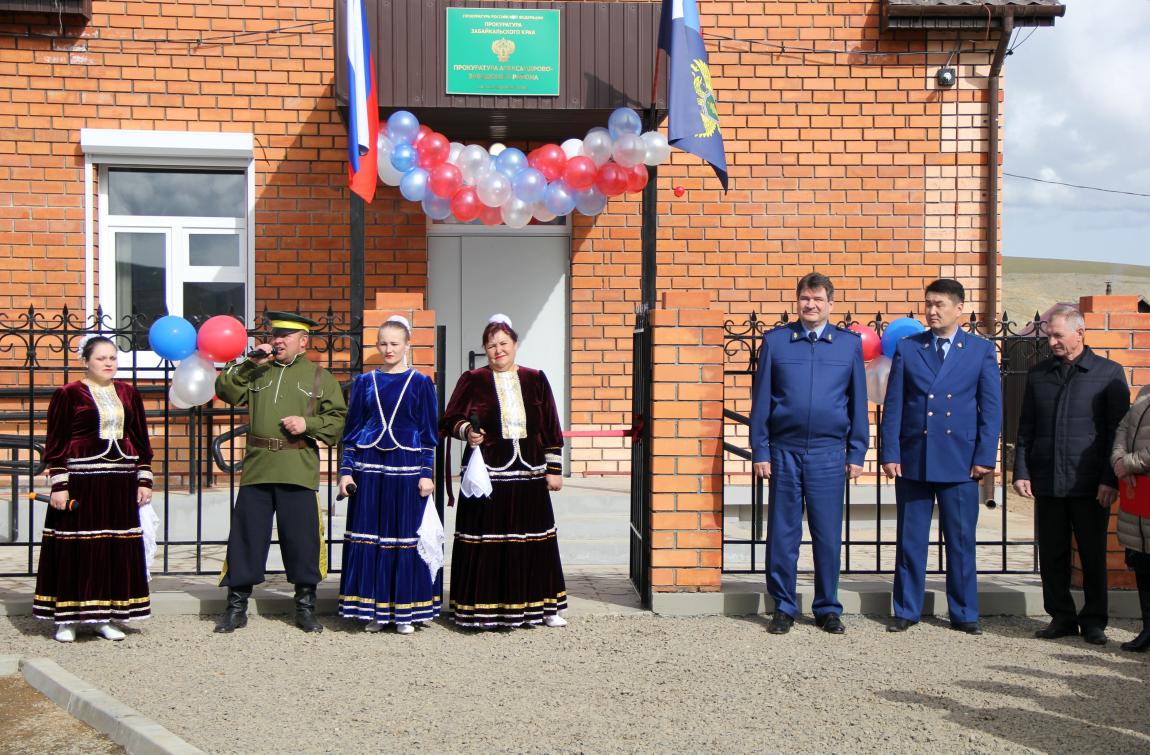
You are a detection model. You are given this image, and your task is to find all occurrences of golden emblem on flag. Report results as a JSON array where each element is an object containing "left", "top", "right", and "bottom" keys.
[
  {"left": 491, "top": 39, "right": 516, "bottom": 63},
  {"left": 690, "top": 59, "right": 721, "bottom": 139}
]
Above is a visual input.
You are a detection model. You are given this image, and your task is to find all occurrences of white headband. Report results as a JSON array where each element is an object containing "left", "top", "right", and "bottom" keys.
[
  {"left": 488, "top": 313, "right": 512, "bottom": 328},
  {"left": 76, "top": 333, "right": 101, "bottom": 356},
  {"left": 383, "top": 315, "right": 411, "bottom": 334}
]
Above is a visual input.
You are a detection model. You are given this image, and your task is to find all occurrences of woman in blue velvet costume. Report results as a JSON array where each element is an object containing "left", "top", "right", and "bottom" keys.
[{"left": 337, "top": 316, "right": 441, "bottom": 634}]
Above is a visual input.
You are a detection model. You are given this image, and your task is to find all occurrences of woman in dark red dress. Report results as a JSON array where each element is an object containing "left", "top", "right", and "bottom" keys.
[
  {"left": 35, "top": 336, "right": 154, "bottom": 642},
  {"left": 441, "top": 314, "right": 568, "bottom": 629}
]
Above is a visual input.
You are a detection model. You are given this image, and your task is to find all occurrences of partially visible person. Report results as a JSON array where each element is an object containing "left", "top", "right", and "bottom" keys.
[
  {"left": 34, "top": 336, "right": 154, "bottom": 642},
  {"left": 213, "top": 312, "right": 347, "bottom": 634},
  {"left": 750, "top": 272, "right": 868, "bottom": 635},
  {"left": 440, "top": 314, "right": 568, "bottom": 629},
  {"left": 1013, "top": 305, "right": 1129, "bottom": 646},
  {"left": 337, "top": 316, "right": 441, "bottom": 635},
  {"left": 881, "top": 279, "right": 1002, "bottom": 635},
  {"left": 1113, "top": 383, "right": 1150, "bottom": 652}
]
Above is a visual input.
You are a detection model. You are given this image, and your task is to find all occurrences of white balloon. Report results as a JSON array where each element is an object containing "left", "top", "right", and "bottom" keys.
[
  {"left": 501, "top": 197, "right": 533, "bottom": 229},
  {"left": 448, "top": 141, "right": 464, "bottom": 166},
  {"left": 641, "top": 131, "right": 672, "bottom": 166},
  {"left": 171, "top": 352, "right": 217, "bottom": 406},
  {"left": 376, "top": 133, "right": 404, "bottom": 186},
  {"left": 169, "top": 385, "right": 195, "bottom": 409},
  {"left": 458, "top": 144, "right": 489, "bottom": 186},
  {"left": 865, "top": 355, "right": 892, "bottom": 404},
  {"left": 489, "top": 143, "right": 507, "bottom": 157},
  {"left": 476, "top": 171, "right": 512, "bottom": 207},
  {"left": 532, "top": 202, "right": 557, "bottom": 222},
  {"left": 613, "top": 133, "right": 647, "bottom": 168},
  {"left": 583, "top": 127, "right": 614, "bottom": 167},
  {"left": 560, "top": 138, "right": 584, "bottom": 160}
]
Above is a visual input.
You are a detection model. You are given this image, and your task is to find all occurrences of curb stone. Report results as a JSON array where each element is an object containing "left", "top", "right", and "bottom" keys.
[
  {"left": 20, "top": 657, "right": 205, "bottom": 755},
  {"left": 0, "top": 655, "right": 17, "bottom": 675}
]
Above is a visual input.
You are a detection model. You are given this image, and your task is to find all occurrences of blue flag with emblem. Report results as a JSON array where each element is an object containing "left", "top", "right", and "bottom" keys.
[{"left": 658, "top": 0, "right": 728, "bottom": 190}]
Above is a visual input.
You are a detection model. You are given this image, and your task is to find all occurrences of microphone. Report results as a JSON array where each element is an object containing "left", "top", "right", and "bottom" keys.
[
  {"left": 468, "top": 412, "right": 483, "bottom": 437},
  {"left": 247, "top": 346, "right": 279, "bottom": 359},
  {"left": 336, "top": 482, "right": 357, "bottom": 502}
]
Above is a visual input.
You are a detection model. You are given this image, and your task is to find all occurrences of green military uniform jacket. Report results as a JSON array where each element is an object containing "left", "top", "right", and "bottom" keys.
[{"left": 216, "top": 354, "right": 347, "bottom": 489}]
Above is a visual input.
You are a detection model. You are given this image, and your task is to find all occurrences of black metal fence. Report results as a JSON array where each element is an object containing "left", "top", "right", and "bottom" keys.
[
  {"left": 722, "top": 310, "right": 1052, "bottom": 576},
  {"left": 0, "top": 306, "right": 446, "bottom": 578},
  {"left": 629, "top": 307, "right": 653, "bottom": 605}
]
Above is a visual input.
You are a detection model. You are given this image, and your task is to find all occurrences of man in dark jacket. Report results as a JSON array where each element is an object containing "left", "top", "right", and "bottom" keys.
[{"left": 1013, "top": 305, "right": 1130, "bottom": 645}]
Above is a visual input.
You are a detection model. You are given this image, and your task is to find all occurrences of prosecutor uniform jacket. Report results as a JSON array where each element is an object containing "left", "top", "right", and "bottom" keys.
[
  {"left": 880, "top": 329, "right": 1001, "bottom": 483},
  {"left": 1013, "top": 346, "right": 1129, "bottom": 498},
  {"left": 750, "top": 323, "right": 868, "bottom": 466},
  {"left": 216, "top": 354, "right": 347, "bottom": 489}
]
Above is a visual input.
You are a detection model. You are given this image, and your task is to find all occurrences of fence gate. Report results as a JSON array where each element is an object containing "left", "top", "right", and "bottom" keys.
[{"left": 629, "top": 308, "right": 652, "bottom": 606}]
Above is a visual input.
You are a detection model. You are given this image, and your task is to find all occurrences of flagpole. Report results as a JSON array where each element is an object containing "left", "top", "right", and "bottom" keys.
[
  {"left": 641, "top": 50, "right": 661, "bottom": 312},
  {"left": 350, "top": 192, "right": 365, "bottom": 370}
]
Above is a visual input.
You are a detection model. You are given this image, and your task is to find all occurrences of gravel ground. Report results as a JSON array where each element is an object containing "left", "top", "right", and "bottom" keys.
[{"left": 3, "top": 612, "right": 1149, "bottom": 753}]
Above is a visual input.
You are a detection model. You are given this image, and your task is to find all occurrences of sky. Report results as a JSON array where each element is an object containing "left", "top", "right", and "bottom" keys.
[{"left": 1002, "top": 0, "right": 1150, "bottom": 266}]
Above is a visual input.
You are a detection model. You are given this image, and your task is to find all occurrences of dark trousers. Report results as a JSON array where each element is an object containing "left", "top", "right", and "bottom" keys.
[
  {"left": 220, "top": 483, "right": 324, "bottom": 588},
  {"left": 1036, "top": 495, "right": 1110, "bottom": 630}
]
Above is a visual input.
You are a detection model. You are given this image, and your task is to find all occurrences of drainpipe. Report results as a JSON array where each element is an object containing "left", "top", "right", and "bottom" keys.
[{"left": 985, "top": 9, "right": 1013, "bottom": 328}]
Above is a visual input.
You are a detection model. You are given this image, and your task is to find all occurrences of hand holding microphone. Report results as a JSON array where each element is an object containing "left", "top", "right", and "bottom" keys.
[{"left": 248, "top": 344, "right": 278, "bottom": 361}]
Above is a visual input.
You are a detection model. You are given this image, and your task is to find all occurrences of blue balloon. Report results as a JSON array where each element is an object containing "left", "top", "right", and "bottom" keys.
[
  {"left": 390, "top": 143, "right": 417, "bottom": 173},
  {"left": 543, "top": 181, "right": 577, "bottom": 216},
  {"left": 574, "top": 186, "right": 607, "bottom": 216},
  {"left": 512, "top": 168, "right": 547, "bottom": 204},
  {"left": 387, "top": 110, "right": 420, "bottom": 145},
  {"left": 422, "top": 192, "right": 452, "bottom": 220},
  {"left": 607, "top": 107, "right": 642, "bottom": 141},
  {"left": 495, "top": 148, "right": 528, "bottom": 178},
  {"left": 881, "top": 317, "right": 926, "bottom": 358},
  {"left": 400, "top": 168, "right": 429, "bottom": 202},
  {"left": 149, "top": 315, "right": 197, "bottom": 361}
]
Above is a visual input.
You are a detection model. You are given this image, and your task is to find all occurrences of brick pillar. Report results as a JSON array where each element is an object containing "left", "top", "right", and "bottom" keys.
[
  {"left": 648, "top": 291, "right": 725, "bottom": 592},
  {"left": 363, "top": 292, "right": 437, "bottom": 377},
  {"left": 1074, "top": 294, "right": 1150, "bottom": 589}
]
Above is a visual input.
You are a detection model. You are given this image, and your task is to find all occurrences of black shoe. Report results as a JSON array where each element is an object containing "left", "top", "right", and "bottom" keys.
[
  {"left": 1121, "top": 628, "right": 1150, "bottom": 652},
  {"left": 766, "top": 612, "right": 794, "bottom": 635},
  {"left": 1082, "top": 626, "right": 1108, "bottom": 646},
  {"left": 1034, "top": 621, "right": 1078, "bottom": 640},
  {"left": 886, "top": 617, "right": 916, "bottom": 633},
  {"left": 213, "top": 586, "right": 251, "bottom": 634},
  {"left": 293, "top": 585, "right": 324, "bottom": 634},
  {"left": 950, "top": 621, "right": 983, "bottom": 636},
  {"left": 815, "top": 614, "right": 845, "bottom": 634}
]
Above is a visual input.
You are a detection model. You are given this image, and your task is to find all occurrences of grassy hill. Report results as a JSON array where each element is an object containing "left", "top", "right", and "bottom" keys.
[{"left": 1003, "top": 256, "right": 1150, "bottom": 320}]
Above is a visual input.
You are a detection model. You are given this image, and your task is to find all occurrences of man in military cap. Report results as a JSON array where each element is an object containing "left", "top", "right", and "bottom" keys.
[
  {"left": 214, "top": 312, "right": 347, "bottom": 634},
  {"left": 750, "top": 272, "right": 868, "bottom": 635}
]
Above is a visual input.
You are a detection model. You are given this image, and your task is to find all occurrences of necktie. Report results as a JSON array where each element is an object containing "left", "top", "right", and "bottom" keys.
[
  {"left": 936, "top": 337, "right": 949, "bottom": 364},
  {"left": 808, "top": 330, "right": 818, "bottom": 344}
]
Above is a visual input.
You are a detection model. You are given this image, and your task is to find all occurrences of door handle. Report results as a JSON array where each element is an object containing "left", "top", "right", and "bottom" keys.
[{"left": 468, "top": 349, "right": 488, "bottom": 370}]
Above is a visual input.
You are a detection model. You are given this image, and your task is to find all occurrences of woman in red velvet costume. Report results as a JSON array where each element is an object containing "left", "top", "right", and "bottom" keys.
[
  {"left": 441, "top": 314, "right": 568, "bottom": 629},
  {"left": 34, "top": 336, "right": 154, "bottom": 642}
]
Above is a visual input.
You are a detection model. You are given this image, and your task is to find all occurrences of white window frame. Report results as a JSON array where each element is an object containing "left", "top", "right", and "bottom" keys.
[{"left": 81, "top": 129, "right": 256, "bottom": 369}]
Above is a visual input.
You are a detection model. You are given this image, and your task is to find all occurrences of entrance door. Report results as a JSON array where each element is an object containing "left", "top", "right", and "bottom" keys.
[{"left": 427, "top": 228, "right": 570, "bottom": 436}]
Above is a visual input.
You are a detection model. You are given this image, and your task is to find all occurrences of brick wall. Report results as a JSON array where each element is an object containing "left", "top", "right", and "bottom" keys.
[{"left": 1, "top": 1, "right": 1006, "bottom": 475}]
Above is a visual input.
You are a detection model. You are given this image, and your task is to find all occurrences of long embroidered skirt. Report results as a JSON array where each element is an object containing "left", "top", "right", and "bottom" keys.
[
  {"left": 450, "top": 474, "right": 567, "bottom": 628},
  {"left": 338, "top": 446, "right": 443, "bottom": 624},
  {"left": 33, "top": 457, "right": 150, "bottom": 624}
]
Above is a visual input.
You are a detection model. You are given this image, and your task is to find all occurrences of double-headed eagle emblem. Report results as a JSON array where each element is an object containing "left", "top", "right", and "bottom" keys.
[
  {"left": 491, "top": 39, "right": 516, "bottom": 63},
  {"left": 690, "top": 58, "right": 721, "bottom": 139}
]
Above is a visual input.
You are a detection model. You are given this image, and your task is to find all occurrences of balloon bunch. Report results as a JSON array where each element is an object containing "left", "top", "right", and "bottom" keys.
[
  {"left": 376, "top": 107, "right": 672, "bottom": 226},
  {"left": 849, "top": 317, "right": 925, "bottom": 403},
  {"left": 148, "top": 315, "right": 247, "bottom": 408}
]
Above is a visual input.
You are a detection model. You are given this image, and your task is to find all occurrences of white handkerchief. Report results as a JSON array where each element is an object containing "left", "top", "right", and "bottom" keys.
[
  {"left": 461, "top": 447, "right": 493, "bottom": 498},
  {"left": 416, "top": 496, "right": 444, "bottom": 582},
  {"left": 138, "top": 502, "right": 160, "bottom": 583}
]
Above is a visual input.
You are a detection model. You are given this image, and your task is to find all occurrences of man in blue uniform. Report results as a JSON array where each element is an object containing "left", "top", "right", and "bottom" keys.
[
  {"left": 751, "top": 272, "right": 868, "bottom": 635},
  {"left": 881, "top": 279, "right": 1002, "bottom": 635}
]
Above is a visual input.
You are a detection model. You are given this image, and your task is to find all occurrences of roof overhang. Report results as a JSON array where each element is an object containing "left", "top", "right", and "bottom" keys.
[{"left": 883, "top": 1, "right": 1066, "bottom": 31}]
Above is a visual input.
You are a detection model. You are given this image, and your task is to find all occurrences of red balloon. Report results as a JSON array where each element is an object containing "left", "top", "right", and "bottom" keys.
[
  {"left": 478, "top": 203, "right": 503, "bottom": 226},
  {"left": 451, "top": 186, "right": 482, "bottom": 222},
  {"left": 530, "top": 143, "right": 567, "bottom": 182},
  {"left": 625, "top": 164, "right": 649, "bottom": 193},
  {"left": 413, "top": 124, "right": 431, "bottom": 145},
  {"left": 673, "top": 185, "right": 686, "bottom": 197},
  {"left": 428, "top": 163, "right": 463, "bottom": 198},
  {"left": 197, "top": 315, "right": 247, "bottom": 362},
  {"left": 416, "top": 132, "right": 450, "bottom": 168},
  {"left": 848, "top": 322, "right": 882, "bottom": 362},
  {"left": 595, "top": 162, "right": 629, "bottom": 197},
  {"left": 563, "top": 156, "right": 597, "bottom": 191}
]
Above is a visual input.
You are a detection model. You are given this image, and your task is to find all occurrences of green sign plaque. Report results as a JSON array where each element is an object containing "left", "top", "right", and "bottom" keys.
[{"left": 446, "top": 7, "right": 561, "bottom": 97}]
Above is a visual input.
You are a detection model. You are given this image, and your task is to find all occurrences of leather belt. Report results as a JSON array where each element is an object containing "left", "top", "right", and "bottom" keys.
[{"left": 247, "top": 434, "right": 308, "bottom": 451}]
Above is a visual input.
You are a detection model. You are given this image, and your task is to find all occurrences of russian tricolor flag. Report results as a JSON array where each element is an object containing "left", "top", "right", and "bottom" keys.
[{"left": 346, "top": 0, "right": 379, "bottom": 202}]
